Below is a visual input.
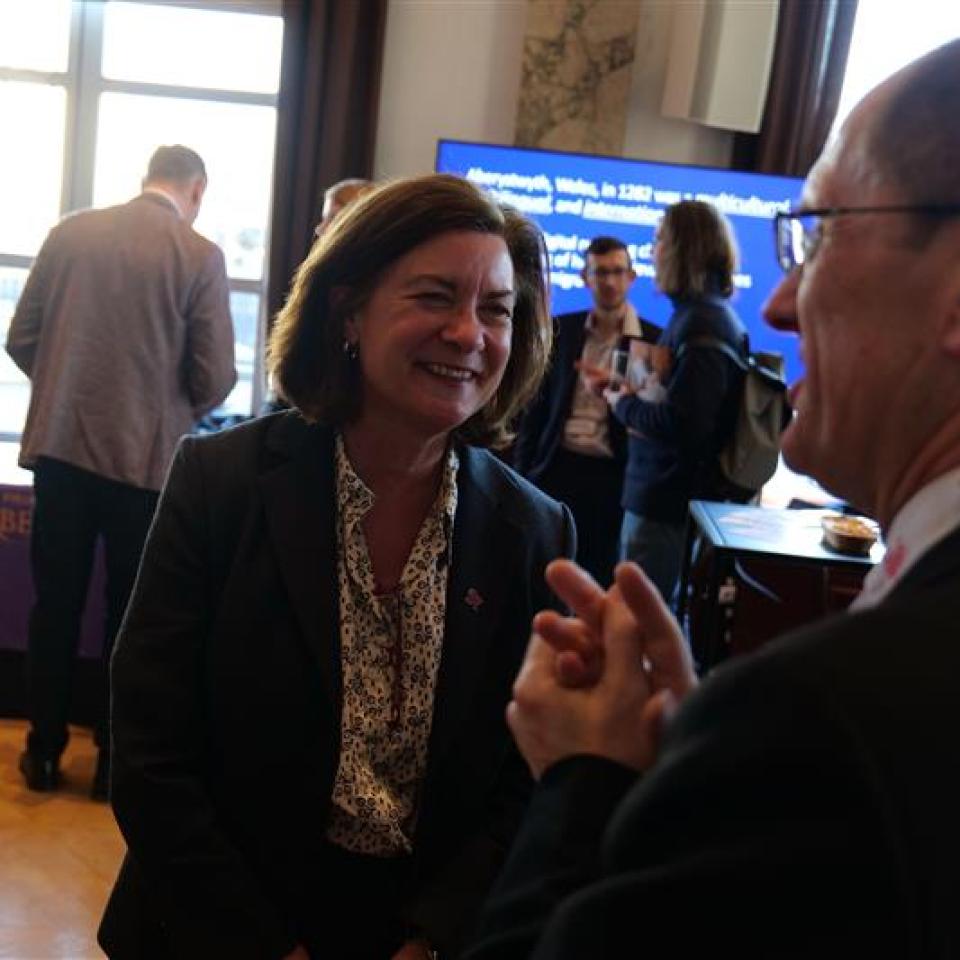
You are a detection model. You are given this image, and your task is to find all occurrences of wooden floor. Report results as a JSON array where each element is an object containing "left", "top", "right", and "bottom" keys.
[{"left": 0, "top": 719, "right": 125, "bottom": 959}]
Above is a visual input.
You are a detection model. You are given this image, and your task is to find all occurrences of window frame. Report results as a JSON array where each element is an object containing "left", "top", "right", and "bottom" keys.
[{"left": 0, "top": 0, "right": 282, "bottom": 441}]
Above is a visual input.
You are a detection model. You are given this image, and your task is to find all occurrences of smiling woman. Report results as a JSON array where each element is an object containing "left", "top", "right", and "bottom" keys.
[
  {"left": 101, "top": 174, "right": 575, "bottom": 960},
  {"left": 344, "top": 230, "right": 515, "bottom": 446},
  {"left": 271, "top": 173, "right": 551, "bottom": 447}
]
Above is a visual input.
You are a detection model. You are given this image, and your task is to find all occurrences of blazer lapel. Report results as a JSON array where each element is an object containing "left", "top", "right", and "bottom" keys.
[
  {"left": 258, "top": 415, "right": 341, "bottom": 714},
  {"left": 560, "top": 313, "right": 589, "bottom": 406},
  {"left": 425, "top": 446, "right": 518, "bottom": 767}
]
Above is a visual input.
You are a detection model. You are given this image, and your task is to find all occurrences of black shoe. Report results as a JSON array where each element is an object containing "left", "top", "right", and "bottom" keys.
[
  {"left": 19, "top": 750, "right": 61, "bottom": 792},
  {"left": 91, "top": 749, "right": 110, "bottom": 802}
]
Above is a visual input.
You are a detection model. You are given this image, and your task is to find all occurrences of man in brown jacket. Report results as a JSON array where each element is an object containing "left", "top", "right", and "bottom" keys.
[{"left": 5, "top": 144, "right": 235, "bottom": 799}]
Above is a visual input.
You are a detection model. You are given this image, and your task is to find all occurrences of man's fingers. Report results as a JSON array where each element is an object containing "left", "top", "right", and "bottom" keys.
[
  {"left": 635, "top": 688, "right": 678, "bottom": 772},
  {"left": 614, "top": 561, "right": 673, "bottom": 628},
  {"left": 534, "top": 610, "right": 604, "bottom": 688},
  {"left": 615, "top": 562, "right": 697, "bottom": 696},
  {"left": 556, "top": 650, "right": 603, "bottom": 688},
  {"left": 544, "top": 558, "right": 607, "bottom": 630},
  {"left": 517, "top": 631, "right": 555, "bottom": 676},
  {"left": 512, "top": 632, "right": 559, "bottom": 706},
  {"left": 573, "top": 359, "right": 605, "bottom": 375},
  {"left": 597, "top": 581, "right": 649, "bottom": 676},
  {"left": 533, "top": 609, "right": 596, "bottom": 657},
  {"left": 573, "top": 360, "right": 611, "bottom": 395}
]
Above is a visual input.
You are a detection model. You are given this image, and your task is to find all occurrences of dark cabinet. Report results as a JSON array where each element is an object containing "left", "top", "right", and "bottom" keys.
[{"left": 678, "top": 501, "right": 882, "bottom": 674}]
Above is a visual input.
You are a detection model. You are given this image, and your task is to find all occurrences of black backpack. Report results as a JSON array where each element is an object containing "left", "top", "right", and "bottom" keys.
[{"left": 676, "top": 335, "right": 791, "bottom": 495}]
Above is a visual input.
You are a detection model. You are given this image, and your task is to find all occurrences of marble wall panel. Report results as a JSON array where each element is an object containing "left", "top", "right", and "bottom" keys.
[{"left": 516, "top": 0, "right": 642, "bottom": 154}]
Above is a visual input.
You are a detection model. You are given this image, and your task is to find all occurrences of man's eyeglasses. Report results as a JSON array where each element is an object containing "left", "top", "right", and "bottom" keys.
[
  {"left": 585, "top": 267, "right": 631, "bottom": 281},
  {"left": 774, "top": 205, "right": 960, "bottom": 274}
]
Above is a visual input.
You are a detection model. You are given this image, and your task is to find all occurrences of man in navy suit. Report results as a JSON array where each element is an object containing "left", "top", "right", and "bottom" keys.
[
  {"left": 513, "top": 237, "right": 657, "bottom": 587},
  {"left": 468, "top": 39, "right": 960, "bottom": 959}
]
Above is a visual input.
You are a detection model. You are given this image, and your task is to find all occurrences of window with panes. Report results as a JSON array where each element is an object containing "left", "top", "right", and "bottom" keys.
[{"left": 0, "top": 0, "right": 284, "bottom": 441}]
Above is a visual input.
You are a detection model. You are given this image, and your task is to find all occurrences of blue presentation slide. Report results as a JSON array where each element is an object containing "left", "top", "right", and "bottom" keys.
[{"left": 436, "top": 139, "right": 804, "bottom": 383}]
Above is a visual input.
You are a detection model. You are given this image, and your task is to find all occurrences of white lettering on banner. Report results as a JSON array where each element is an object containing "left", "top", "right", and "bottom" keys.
[
  {"left": 458, "top": 164, "right": 791, "bottom": 308},
  {"left": 488, "top": 189, "right": 554, "bottom": 216},
  {"left": 554, "top": 177, "right": 599, "bottom": 198},
  {"left": 555, "top": 198, "right": 584, "bottom": 215},
  {"left": 696, "top": 191, "right": 791, "bottom": 218},
  {"left": 582, "top": 201, "right": 662, "bottom": 226},
  {"left": 544, "top": 232, "right": 579, "bottom": 252},
  {"left": 465, "top": 167, "right": 553, "bottom": 195},
  {"left": 552, "top": 271, "right": 585, "bottom": 291},
  {"left": 464, "top": 166, "right": 791, "bottom": 223}
]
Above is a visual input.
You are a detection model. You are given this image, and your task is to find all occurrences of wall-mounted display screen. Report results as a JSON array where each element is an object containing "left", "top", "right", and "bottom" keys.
[{"left": 435, "top": 139, "right": 804, "bottom": 384}]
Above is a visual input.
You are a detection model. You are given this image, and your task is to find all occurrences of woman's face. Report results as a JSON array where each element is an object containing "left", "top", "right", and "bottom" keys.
[{"left": 345, "top": 230, "right": 515, "bottom": 443}]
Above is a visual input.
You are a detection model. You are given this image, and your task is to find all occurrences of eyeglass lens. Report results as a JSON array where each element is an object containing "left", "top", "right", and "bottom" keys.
[
  {"left": 777, "top": 216, "right": 812, "bottom": 272},
  {"left": 590, "top": 267, "right": 629, "bottom": 279}
]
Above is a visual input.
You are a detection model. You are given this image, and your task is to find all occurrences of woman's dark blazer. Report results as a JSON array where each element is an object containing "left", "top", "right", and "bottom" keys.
[{"left": 98, "top": 411, "right": 575, "bottom": 960}]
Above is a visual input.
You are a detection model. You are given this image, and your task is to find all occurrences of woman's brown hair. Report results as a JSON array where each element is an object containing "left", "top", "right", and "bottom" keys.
[
  {"left": 654, "top": 200, "right": 739, "bottom": 299},
  {"left": 268, "top": 174, "right": 551, "bottom": 447}
]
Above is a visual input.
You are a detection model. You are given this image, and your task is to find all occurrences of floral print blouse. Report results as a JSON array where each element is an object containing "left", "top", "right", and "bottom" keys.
[{"left": 326, "top": 434, "right": 458, "bottom": 855}]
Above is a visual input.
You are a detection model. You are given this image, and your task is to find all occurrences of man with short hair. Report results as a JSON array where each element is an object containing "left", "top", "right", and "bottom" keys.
[
  {"left": 315, "top": 177, "right": 374, "bottom": 237},
  {"left": 513, "top": 237, "right": 652, "bottom": 586},
  {"left": 6, "top": 144, "right": 236, "bottom": 799},
  {"left": 259, "top": 177, "right": 376, "bottom": 417},
  {"left": 467, "top": 39, "right": 960, "bottom": 958}
]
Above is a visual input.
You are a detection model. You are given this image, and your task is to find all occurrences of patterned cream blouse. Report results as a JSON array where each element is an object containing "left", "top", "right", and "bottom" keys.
[{"left": 326, "top": 435, "right": 459, "bottom": 855}]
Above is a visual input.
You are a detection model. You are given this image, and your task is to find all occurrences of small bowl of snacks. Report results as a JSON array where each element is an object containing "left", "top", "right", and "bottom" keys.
[{"left": 821, "top": 514, "right": 880, "bottom": 555}]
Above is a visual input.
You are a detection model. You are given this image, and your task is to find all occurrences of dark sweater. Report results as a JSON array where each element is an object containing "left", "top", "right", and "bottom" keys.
[{"left": 613, "top": 292, "right": 747, "bottom": 523}]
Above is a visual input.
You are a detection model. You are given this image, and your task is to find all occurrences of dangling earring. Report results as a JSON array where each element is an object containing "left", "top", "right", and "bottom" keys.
[{"left": 343, "top": 339, "right": 359, "bottom": 361}]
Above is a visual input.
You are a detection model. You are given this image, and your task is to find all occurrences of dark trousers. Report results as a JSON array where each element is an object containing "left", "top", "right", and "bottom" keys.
[
  {"left": 25, "top": 457, "right": 159, "bottom": 758},
  {"left": 536, "top": 448, "right": 624, "bottom": 588},
  {"left": 619, "top": 510, "right": 687, "bottom": 609}
]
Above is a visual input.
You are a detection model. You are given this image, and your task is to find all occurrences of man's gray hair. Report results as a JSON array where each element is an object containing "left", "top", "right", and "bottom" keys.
[
  {"left": 324, "top": 178, "right": 371, "bottom": 204},
  {"left": 145, "top": 145, "right": 207, "bottom": 184}
]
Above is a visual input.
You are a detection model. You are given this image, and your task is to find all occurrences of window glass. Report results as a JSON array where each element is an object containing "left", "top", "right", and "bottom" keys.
[
  {"left": 221, "top": 291, "right": 261, "bottom": 417},
  {"left": 0, "top": 268, "right": 31, "bottom": 437},
  {"left": 0, "top": 0, "right": 72, "bottom": 73},
  {"left": 102, "top": 2, "right": 283, "bottom": 94},
  {"left": 93, "top": 92, "right": 277, "bottom": 282},
  {"left": 833, "top": 2, "right": 960, "bottom": 134},
  {"left": 0, "top": 82, "right": 66, "bottom": 256}
]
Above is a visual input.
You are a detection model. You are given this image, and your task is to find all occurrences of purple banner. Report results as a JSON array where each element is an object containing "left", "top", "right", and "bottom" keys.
[{"left": 0, "top": 483, "right": 106, "bottom": 659}]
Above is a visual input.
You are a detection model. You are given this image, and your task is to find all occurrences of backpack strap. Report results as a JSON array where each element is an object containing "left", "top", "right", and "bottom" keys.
[
  {"left": 674, "top": 333, "right": 788, "bottom": 499},
  {"left": 676, "top": 336, "right": 789, "bottom": 386},
  {"left": 674, "top": 334, "right": 749, "bottom": 371}
]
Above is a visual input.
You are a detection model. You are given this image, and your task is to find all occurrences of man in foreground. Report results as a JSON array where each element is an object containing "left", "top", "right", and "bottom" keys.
[
  {"left": 6, "top": 145, "right": 235, "bottom": 799},
  {"left": 467, "top": 39, "right": 960, "bottom": 958}
]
